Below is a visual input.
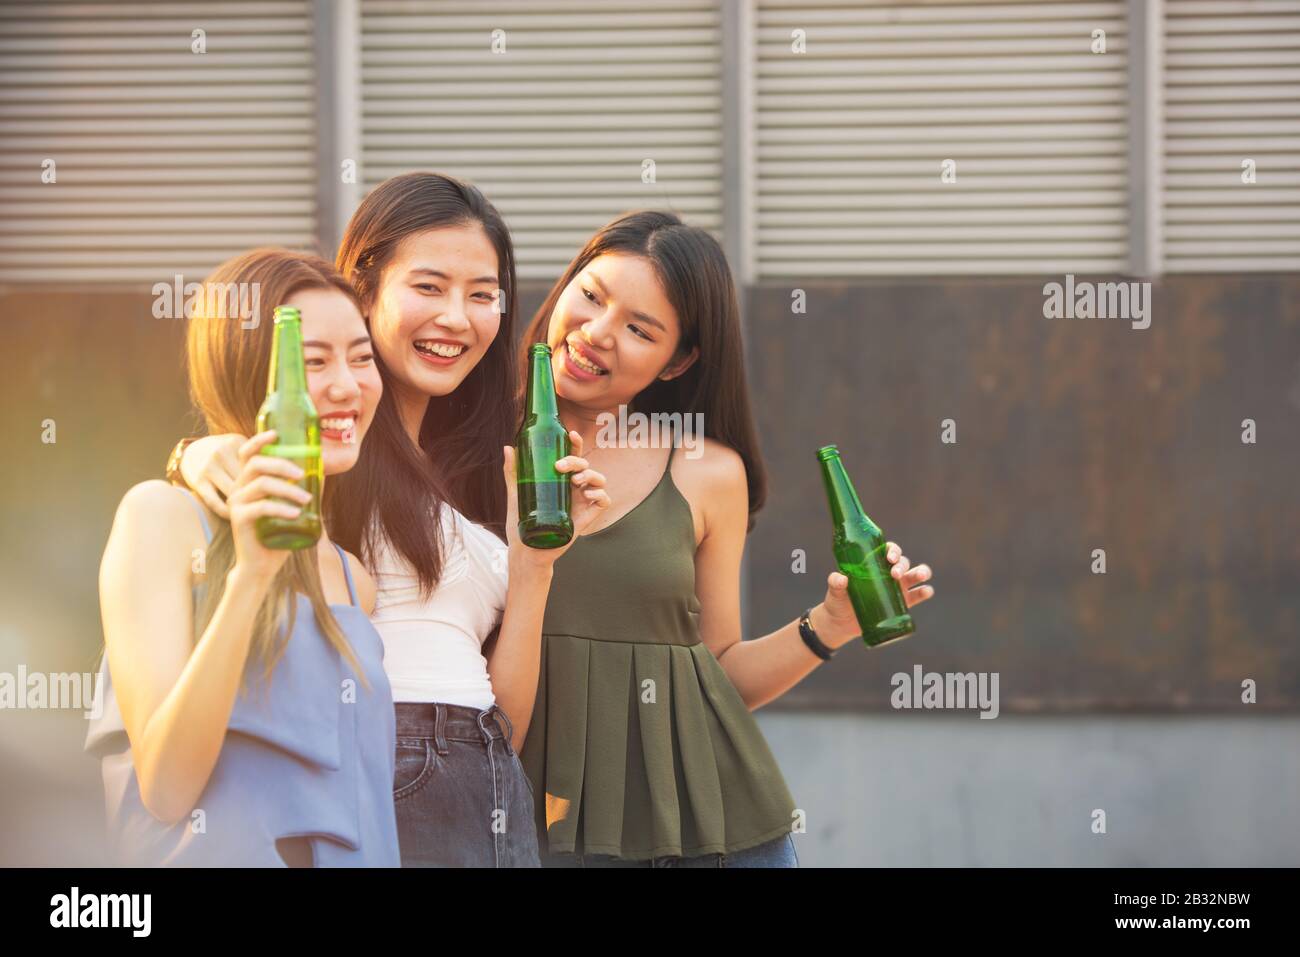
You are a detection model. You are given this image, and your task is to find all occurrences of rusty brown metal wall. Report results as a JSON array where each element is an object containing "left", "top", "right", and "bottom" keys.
[{"left": 745, "top": 275, "right": 1300, "bottom": 711}]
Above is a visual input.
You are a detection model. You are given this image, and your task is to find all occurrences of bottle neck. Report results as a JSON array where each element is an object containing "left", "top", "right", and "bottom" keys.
[
  {"left": 819, "top": 454, "right": 873, "bottom": 530},
  {"left": 526, "top": 349, "right": 559, "bottom": 417},
  {"left": 269, "top": 317, "right": 307, "bottom": 395}
]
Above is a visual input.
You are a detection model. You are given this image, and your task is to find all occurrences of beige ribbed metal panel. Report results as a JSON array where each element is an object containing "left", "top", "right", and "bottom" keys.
[
  {"left": 360, "top": 0, "right": 724, "bottom": 281},
  {"left": 1164, "top": 0, "right": 1300, "bottom": 272},
  {"left": 0, "top": 0, "right": 318, "bottom": 285},
  {"left": 755, "top": 0, "right": 1129, "bottom": 277}
]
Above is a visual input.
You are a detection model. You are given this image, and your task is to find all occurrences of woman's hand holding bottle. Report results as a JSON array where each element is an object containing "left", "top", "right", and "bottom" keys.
[
  {"left": 225, "top": 430, "right": 311, "bottom": 585},
  {"left": 502, "top": 429, "right": 610, "bottom": 567},
  {"left": 812, "top": 543, "right": 935, "bottom": 649}
]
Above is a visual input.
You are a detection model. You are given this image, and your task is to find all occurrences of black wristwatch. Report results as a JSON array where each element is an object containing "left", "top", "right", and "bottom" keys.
[{"left": 798, "top": 607, "right": 838, "bottom": 661}]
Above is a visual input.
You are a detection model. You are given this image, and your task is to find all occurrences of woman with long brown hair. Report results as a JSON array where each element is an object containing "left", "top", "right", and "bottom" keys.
[
  {"left": 86, "top": 249, "right": 398, "bottom": 866},
  {"left": 517, "top": 211, "right": 935, "bottom": 866}
]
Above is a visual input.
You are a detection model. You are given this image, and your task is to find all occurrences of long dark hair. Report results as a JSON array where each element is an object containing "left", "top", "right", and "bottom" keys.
[
  {"left": 330, "top": 173, "right": 518, "bottom": 595},
  {"left": 521, "top": 210, "right": 767, "bottom": 529}
]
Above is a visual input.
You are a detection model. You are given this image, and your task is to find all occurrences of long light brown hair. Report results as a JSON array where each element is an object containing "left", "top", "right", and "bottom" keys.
[{"left": 186, "top": 248, "right": 365, "bottom": 685}]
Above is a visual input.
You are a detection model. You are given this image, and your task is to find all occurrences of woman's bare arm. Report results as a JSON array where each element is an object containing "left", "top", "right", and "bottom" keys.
[
  {"left": 100, "top": 481, "right": 270, "bottom": 824},
  {"left": 690, "top": 445, "right": 932, "bottom": 710}
]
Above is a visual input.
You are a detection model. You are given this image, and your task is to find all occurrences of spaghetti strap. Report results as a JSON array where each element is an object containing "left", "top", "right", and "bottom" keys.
[
  {"left": 663, "top": 418, "right": 679, "bottom": 472},
  {"left": 179, "top": 488, "right": 213, "bottom": 544},
  {"left": 334, "top": 543, "right": 359, "bottom": 608}
]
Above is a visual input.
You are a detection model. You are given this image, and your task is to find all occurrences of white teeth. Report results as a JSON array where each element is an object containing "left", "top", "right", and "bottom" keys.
[
  {"left": 568, "top": 342, "right": 605, "bottom": 375},
  {"left": 415, "top": 340, "right": 466, "bottom": 358},
  {"left": 322, "top": 417, "right": 358, "bottom": 444}
]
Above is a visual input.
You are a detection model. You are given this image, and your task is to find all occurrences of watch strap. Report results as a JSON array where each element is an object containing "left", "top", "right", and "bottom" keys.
[
  {"left": 165, "top": 436, "right": 197, "bottom": 487},
  {"left": 798, "top": 607, "right": 837, "bottom": 661}
]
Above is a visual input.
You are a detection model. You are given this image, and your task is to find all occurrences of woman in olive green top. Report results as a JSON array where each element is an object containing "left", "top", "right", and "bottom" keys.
[{"left": 518, "top": 212, "right": 935, "bottom": 866}]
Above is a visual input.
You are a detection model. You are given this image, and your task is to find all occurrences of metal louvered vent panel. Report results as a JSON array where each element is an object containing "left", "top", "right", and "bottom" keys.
[
  {"left": 755, "top": 0, "right": 1130, "bottom": 277},
  {"left": 0, "top": 0, "right": 318, "bottom": 285},
  {"left": 1163, "top": 0, "right": 1300, "bottom": 273},
  {"left": 360, "top": 0, "right": 724, "bottom": 281}
]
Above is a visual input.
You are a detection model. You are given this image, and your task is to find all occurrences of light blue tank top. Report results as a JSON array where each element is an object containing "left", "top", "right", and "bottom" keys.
[{"left": 84, "top": 490, "right": 400, "bottom": 867}]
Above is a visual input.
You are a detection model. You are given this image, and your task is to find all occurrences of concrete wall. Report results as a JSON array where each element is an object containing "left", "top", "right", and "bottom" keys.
[{"left": 757, "top": 711, "right": 1300, "bottom": 867}]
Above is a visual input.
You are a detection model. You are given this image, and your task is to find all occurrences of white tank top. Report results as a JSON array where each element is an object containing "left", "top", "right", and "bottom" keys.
[{"left": 369, "top": 506, "right": 507, "bottom": 710}]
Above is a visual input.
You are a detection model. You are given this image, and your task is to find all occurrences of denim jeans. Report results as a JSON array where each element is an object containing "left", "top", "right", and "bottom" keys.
[
  {"left": 541, "top": 833, "right": 799, "bottom": 868},
  {"left": 393, "top": 702, "right": 540, "bottom": 867}
]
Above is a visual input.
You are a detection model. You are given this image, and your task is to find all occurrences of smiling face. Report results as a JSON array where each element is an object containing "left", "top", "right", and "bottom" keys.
[
  {"left": 284, "top": 287, "right": 382, "bottom": 477},
  {"left": 366, "top": 222, "right": 502, "bottom": 404},
  {"left": 545, "top": 252, "right": 697, "bottom": 411}
]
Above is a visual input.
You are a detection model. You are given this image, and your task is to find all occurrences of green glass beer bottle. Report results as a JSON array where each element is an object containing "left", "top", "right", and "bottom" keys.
[
  {"left": 516, "top": 343, "right": 573, "bottom": 548},
  {"left": 254, "top": 305, "right": 322, "bottom": 550},
  {"left": 817, "top": 444, "right": 914, "bottom": 647}
]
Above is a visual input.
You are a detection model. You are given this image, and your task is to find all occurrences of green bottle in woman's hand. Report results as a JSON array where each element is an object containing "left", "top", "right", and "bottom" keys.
[
  {"left": 516, "top": 343, "right": 573, "bottom": 549},
  {"left": 254, "top": 305, "right": 322, "bottom": 550},
  {"left": 817, "top": 444, "right": 914, "bottom": 647}
]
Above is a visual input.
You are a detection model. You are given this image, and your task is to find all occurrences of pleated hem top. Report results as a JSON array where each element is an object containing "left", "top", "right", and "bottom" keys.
[
  {"left": 84, "top": 490, "right": 400, "bottom": 867},
  {"left": 520, "top": 443, "right": 797, "bottom": 860}
]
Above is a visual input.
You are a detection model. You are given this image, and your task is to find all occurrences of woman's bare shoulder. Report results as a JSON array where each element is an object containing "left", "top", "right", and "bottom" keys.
[
  {"left": 103, "top": 481, "right": 209, "bottom": 585},
  {"left": 673, "top": 436, "right": 747, "bottom": 495},
  {"left": 670, "top": 436, "right": 748, "bottom": 544},
  {"left": 113, "top": 480, "right": 209, "bottom": 538}
]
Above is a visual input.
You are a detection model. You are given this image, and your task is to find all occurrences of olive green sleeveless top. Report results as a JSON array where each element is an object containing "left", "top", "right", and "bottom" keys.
[{"left": 520, "top": 443, "right": 796, "bottom": 859}]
